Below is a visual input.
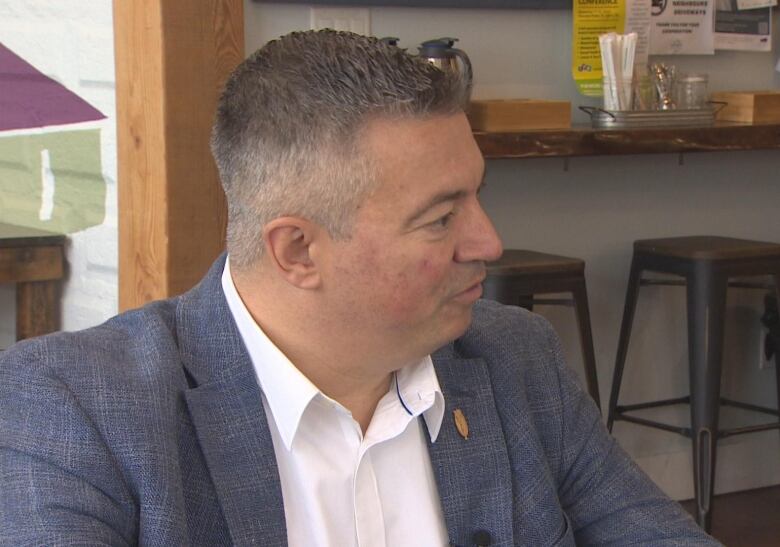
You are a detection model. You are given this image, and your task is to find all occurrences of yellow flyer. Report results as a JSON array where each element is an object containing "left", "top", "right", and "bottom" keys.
[{"left": 572, "top": 0, "right": 626, "bottom": 96}]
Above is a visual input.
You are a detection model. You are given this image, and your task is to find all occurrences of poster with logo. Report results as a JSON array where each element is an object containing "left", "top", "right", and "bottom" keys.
[
  {"left": 649, "top": 0, "right": 715, "bottom": 54},
  {"left": 572, "top": 0, "right": 652, "bottom": 96}
]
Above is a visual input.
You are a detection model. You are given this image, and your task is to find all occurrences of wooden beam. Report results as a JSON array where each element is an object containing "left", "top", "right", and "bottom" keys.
[{"left": 114, "top": 0, "right": 243, "bottom": 311}]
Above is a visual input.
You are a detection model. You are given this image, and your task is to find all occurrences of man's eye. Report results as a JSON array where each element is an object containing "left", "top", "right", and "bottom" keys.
[{"left": 430, "top": 212, "right": 455, "bottom": 229}]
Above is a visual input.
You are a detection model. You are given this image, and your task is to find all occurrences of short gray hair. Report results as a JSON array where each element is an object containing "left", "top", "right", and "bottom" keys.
[{"left": 210, "top": 30, "right": 469, "bottom": 269}]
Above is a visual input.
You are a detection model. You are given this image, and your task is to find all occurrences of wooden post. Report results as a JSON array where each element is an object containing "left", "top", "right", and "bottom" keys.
[{"left": 114, "top": 0, "right": 243, "bottom": 311}]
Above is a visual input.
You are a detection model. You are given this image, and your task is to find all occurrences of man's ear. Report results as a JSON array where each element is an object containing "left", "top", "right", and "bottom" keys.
[{"left": 263, "top": 217, "right": 323, "bottom": 289}]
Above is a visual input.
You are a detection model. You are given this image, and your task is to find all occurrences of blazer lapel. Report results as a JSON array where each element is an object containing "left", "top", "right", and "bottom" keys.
[
  {"left": 429, "top": 343, "right": 514, "bottom": 547},
  {"left": 177, "top": 256, "right": 287, "bottom": 546}
]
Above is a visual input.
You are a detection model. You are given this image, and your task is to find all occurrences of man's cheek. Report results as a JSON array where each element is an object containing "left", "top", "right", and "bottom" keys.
[
  {"left": 402, "top": 260, "right": 447, "bottom": 301},
  {"left": 383, "top": 271, "right": 416, "bottom": 316},
  {"left": 416, "top": 258, "right": 450, "bottom": 290}
]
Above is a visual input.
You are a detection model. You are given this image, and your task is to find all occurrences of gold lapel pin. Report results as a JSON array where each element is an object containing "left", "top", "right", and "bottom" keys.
[{"left": 453, "top": 408, "right": 469, "bottom": 440}]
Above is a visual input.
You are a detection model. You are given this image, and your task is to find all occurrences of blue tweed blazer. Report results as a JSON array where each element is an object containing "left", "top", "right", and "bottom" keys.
[{"left": 0, "top": 256, "right": 718, "bottom": 546}]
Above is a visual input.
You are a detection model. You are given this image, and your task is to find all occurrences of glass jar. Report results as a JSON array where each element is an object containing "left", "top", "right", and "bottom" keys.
[{"left": 673, "top": 73, "right": 708, "bottom": 110}]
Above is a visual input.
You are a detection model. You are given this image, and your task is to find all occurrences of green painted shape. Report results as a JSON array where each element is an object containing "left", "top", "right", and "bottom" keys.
[
  {"left": 0, "top": 129, "right": 106, "bottom": 233},
  {"left": 0, "top": 136, "right": 40, "bottom": 222}
]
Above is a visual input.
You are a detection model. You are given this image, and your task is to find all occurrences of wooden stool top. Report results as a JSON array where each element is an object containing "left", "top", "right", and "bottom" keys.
[
  {"left": 487, "top": 249, "right": 584, "bottom": 276},
  {"left": 635, "top": 236, "right": 780, "bottom": 261}
]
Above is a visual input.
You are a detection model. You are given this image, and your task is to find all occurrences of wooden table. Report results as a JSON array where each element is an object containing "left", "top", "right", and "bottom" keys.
[{"left": 0, "top": 223, "right": 66, "bottom": 341}]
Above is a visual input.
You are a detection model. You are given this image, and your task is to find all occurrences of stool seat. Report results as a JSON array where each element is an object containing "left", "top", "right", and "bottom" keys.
[
  {"left": 486, "top": 249, "right": 583, "bottom": 276},
  {"left": 635, "top": 236, "right": 780, "bottom": 260},
  {"left": 485, "top": 249, "right": 600, "bottom": 410},
  {"left": 608, "top": 235, "right": 780, "bottom": 533}
]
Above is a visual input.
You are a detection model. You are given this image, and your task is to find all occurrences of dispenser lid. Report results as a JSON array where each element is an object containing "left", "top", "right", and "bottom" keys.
[{"left": 418, "top": 37, "right": 459, "bottom": 57}]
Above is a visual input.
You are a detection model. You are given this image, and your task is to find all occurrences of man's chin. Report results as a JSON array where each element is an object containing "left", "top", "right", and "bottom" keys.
[
  {"left": 439, "top": 304, "right": 475, "bottom": 345},
  {"left": 413, "top": 302, "right": 478, "bottom": 356}
]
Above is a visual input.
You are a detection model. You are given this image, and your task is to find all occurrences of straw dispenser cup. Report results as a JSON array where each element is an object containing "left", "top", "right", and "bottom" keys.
[
  {"left": 417, "top": 38, "right": 473, "bottom": 92},
  {"left": 599, "top": 32, "right": 637, "bottom": 111}
]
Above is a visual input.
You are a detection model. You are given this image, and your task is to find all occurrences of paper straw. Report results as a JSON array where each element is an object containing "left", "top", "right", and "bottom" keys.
[
  {"left": 600, "top": 33, "right": 618, "bottom": 110},
  {"left": 622, "top": 33, "right": 637, "bottom": 109}
]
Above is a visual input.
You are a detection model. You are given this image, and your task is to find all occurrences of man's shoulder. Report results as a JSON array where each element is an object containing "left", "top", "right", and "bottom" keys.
[
  {"left": 0, "top": 295, "right": 206, "bottom": 544},
  {"left": 449, "top": 299, "right": 569, "bottom": 411},
  {"left": 0, "top": 296, "right": 183, "bottom": 392},
  {"left": 470, "top": 298, "right": 552, "bottom": 331},
  {"left": 461, "top": 299, "right": 559, "bottom": 362}
]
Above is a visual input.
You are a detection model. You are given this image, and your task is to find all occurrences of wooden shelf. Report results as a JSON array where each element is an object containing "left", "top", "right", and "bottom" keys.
[{"left": 474, "top": 122, "right": 780, "bottom": 159}]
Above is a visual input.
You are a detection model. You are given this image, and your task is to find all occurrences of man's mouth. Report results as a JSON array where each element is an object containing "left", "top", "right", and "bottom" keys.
[{"left": 454, "top": 276, "right": 486, "bottom": 301}]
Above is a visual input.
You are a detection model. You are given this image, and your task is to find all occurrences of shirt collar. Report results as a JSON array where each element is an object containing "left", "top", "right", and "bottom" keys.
[
  {"left": 221, "top": 257, "right": 445, "bottom": 446},
  {"left": 394, "top": 356, "right": 445, "bottom": 442},
  {"left": 222, "top": 258, "right": 319, "bottom": 450}
]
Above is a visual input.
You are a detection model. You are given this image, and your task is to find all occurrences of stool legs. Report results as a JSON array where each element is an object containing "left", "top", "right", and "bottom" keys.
[
  {"left": 572, "top": 278, "right": 601, "bottom": 410},
  {"left": 608, "top": 257, "right": 643, "bottom": 432},
  {"left": 686, "top": 267, "right": 728, "bottom": 533}
]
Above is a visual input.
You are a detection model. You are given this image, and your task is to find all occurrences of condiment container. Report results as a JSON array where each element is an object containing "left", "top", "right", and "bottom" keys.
[{"left": 673, "top": 73, "right": 708, "bottom": 110}]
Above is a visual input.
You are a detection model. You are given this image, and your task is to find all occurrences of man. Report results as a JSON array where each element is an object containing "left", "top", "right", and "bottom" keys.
[{"left": 0, "top": 30, "right": 718, "bottom": 546}]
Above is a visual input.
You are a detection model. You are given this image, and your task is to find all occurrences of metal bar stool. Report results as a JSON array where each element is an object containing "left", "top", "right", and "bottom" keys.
[
  {"left": 607, "top": 236, "right": 780, "bottom": 533},
  {"left": 484, "top": 249, "right": 601, "bottom": 410}
]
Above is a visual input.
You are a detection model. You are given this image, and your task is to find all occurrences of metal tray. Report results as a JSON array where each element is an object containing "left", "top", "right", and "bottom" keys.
[{"left": 579, "top": 105, "right": 721, "bottom": 129}]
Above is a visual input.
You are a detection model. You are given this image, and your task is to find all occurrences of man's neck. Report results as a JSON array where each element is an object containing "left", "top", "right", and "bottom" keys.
[
  {"left": 268, "top": 320, "right": 392, "bottom": 429},
  {"left": 331, "top": 374, "right": 393, "bottom": 434},
  {"left": 233, "top": 268, "right": 402, "bottom": 434}
]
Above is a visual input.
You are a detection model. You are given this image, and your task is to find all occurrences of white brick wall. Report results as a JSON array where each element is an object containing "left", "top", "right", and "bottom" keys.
[{"left": 0, "top": 0, "right": 117, "bottom": 342}]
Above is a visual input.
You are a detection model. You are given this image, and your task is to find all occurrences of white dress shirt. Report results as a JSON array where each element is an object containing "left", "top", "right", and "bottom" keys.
[{"left": 221, "top": 259, "right": 450, "bottom": 546}]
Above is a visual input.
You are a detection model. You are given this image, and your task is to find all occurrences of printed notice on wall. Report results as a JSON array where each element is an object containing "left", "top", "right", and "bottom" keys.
[
  {"left": 572, "top": 0, "right": 652, "bottom": 96},
  {"left": 715, "top": 3, "right": 772, "bottom": 51},
  {"left": 735, "top": 0, "right": 776, "bottom": 9},
  {"left": 626, "top": 0, "right": 653, "bottom": 65},
  {"left": 649, "top": 0, "right": 715, "bottom": 54}
]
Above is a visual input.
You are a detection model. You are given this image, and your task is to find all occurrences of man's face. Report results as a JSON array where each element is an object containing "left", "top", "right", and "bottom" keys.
[{"left": 320, "top": 113, "right": 503, "bottom": 365}]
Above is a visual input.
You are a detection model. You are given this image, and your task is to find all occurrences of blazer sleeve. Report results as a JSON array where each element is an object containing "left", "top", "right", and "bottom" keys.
[
  {"left": 541, "top": 324, "right": 722, "bottom": 546},
  {"left": 0, "top": 339, "right": 135, "bottom": 546}
]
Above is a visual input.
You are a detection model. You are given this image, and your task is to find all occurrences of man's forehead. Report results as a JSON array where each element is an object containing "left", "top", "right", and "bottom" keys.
[
  {"left": 361, "top": 113, "right": 466, "bottom": 142},
  {"left": 359, "top": 113, "right": 479, "bottom": 169},
  {"left": 354, "top": 113, "right": 484, "bottom": 216}
]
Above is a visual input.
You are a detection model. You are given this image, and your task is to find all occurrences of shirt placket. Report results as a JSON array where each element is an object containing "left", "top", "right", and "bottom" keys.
[
  {"left": 353, "top": 449, "right": 386, "bottom": 547},
  {"left": 335, "top": 407, "right": 388, "bottom": 547}
]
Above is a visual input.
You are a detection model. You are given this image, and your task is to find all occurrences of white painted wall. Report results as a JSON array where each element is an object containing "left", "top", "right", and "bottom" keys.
[
  {"left": 246, "top": 2, "right": 780, "bottom": 500},
  {"left": 0, "top": 1, "right": 117, "bottom": 346}
]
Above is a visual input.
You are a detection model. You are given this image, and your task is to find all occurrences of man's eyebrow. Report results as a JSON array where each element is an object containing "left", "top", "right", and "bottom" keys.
[
  {"left": 404, "top": 189, "right": 467, "bottom": 228},
  {"left": 403, "top": 172, "right": 488, "bottom": 228}
]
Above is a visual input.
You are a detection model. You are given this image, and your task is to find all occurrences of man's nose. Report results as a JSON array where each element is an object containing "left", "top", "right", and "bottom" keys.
[{"left": 454, "top": 203, "right": 503, "bottom": 263}]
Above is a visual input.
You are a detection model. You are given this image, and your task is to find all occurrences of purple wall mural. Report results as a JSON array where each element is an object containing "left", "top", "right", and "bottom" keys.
[
  {"left": 0, "top": 42, "right": 106, "bottom": 131},
  {"left": 0, "top": 42, "right": 107, "bottom": 233}
]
